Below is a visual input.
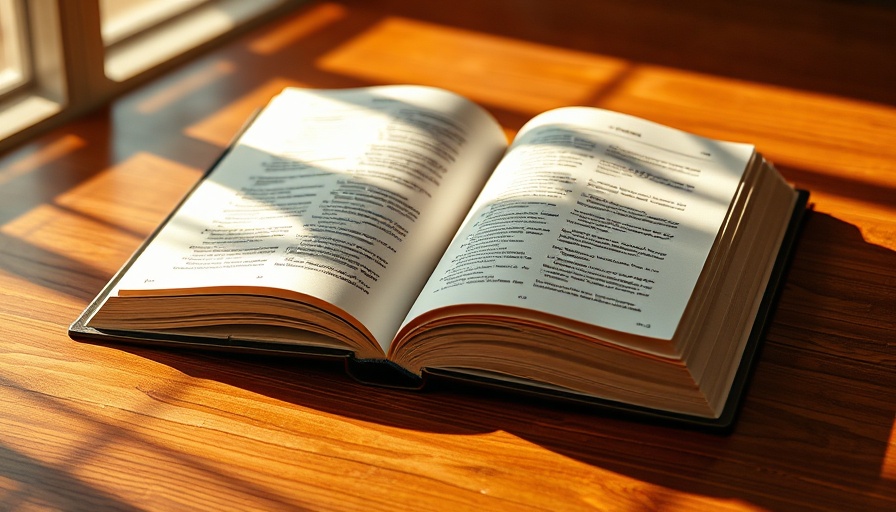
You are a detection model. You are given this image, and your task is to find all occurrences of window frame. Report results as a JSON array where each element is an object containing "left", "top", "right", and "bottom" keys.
[
  {"left": 0, "top": 0, "right": 31, "bottom": 96},
  {"left": 0, "top": 0, "right": 306, "bottom": 153}
]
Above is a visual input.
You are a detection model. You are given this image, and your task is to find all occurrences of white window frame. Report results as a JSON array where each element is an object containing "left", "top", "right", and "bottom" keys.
[
  {"left": 0, "top": 0, "right": 65, "bottom": 150},
  {"left": 0, "top": 0, "right": 31, "bottom": 96},
  {"left": 0, "top": 0, "right": 306, "bottom": 153}
]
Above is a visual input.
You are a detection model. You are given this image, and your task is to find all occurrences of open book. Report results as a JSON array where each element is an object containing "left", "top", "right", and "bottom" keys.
[{"left": 70, "top": 85, "right": 809, "bottom": 429}]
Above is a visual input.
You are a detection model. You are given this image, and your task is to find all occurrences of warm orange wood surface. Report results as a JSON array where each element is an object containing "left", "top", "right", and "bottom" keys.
[{"left": 2, "top": 1, "right": 895, "bottom": 510}]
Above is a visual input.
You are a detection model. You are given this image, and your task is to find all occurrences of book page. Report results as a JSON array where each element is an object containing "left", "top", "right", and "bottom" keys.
[
  {"left": 98, "top": 86, "right": 507, "bottom": 352},
  {"left": 401, "top": 107, "right": 755, "bottom": 341}
]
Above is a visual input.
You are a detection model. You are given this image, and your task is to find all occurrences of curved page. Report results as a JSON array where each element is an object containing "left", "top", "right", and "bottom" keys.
[
  {"left": 93, "top": 86, "right": 508, "bottom": 353},
  {"left": 400, "top": 107, "right": 754, "bottom": 344}
]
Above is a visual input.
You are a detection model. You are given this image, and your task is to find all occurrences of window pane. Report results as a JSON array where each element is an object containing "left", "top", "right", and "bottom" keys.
[
  {"left": 0, "top": 0, "right": 30, "bottom": 95},
  {"left": 101, "top": 0, "right": 295, "bottom": 82},
  {"left": 100, "top": 0, "right": 213, "bottom": 45}
]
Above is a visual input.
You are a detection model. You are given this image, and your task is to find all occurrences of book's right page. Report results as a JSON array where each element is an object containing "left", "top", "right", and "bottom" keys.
[{"left": 400, "top": 107, "right": 755, "bottom": 349}]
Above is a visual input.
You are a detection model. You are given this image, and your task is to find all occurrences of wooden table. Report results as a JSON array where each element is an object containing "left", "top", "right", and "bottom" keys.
[{"left": 2, "top": 1, "right": 894, "bottom": 510}]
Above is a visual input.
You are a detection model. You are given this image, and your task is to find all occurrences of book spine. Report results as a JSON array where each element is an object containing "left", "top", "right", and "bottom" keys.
[{"left": 344, "top": 357, "right": 425, "bottom": 389}]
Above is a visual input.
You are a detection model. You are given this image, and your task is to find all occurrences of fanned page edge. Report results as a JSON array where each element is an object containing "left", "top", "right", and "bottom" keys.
[{"left": 415, "top": 189, "right": 810, "bottom": 431}]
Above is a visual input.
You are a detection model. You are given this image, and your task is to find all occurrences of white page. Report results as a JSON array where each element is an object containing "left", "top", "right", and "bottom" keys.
[
  {"left": 403, "top": 107, "right": 755, "bottom": 340},
  {"left": 103, "top": 86, "right": 507, "bottom": 352}
]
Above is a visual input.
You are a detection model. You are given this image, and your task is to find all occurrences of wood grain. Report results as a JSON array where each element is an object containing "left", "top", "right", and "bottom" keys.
[{"left": 1, "top": 0, "right": 894, "bottom": 510}]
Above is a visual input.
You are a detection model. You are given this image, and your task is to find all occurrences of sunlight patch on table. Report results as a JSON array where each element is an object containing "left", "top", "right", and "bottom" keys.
[
  {"left": 1, "top": 203, "right": 145, "bottom": 274},
  {"left": 248, "top": 2, "right": 346, "bottom": 55},
  {"left": 53, "top": 151, "right": 202, "bottom": 234},
  {"left": 883, "top": 416, "right": 896, "bottom": 481},
  {"left": 318, "top": 17, "right": 630, "bottom": 116},
  {"left": 0, "top": 135, "right": 85, "bottom": 188},
  {"left": 0, "top": 367, "right": 311, "bottom": 511},
  {"left": 596, "top": 65, "right": 896, "bottom": 188},
  {"left": 460, "top": 430, "right": 767, "bottom": 512},
  {"left": 2, "top": 152, "right": 201, "bottom": 277},
  {"left": 135, "top": 60, "right": 236, "bottom": 114}
]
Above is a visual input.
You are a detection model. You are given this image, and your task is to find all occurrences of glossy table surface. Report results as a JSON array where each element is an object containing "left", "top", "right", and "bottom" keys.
[{"left": 1, "top": 1, "right": 894, "bottom": 510}]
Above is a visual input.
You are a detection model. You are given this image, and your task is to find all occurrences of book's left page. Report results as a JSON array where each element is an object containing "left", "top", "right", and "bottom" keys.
[{"left": 84, "top": 85, "right": 507, "bottom": 358}]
